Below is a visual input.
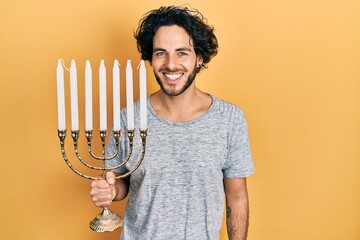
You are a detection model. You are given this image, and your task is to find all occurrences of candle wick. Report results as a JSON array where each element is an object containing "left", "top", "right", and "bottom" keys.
[{"left": 60, "top": 58, "right": 70, "bottom": 71}]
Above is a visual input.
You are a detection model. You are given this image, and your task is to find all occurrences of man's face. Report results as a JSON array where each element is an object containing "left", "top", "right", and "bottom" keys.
[{"left": 151, "top": 25, "right": 203, "bottom": 96}]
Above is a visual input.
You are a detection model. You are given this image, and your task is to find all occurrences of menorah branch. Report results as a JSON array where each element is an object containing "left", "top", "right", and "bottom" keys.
[
  {"left": 58, "top": 130, "right": 99, "bottom": 180},
  {"left": 58, "top": 128, "right": 147, "bottom": 180},
  {"left": 115, "top": 129, "right": 148, "bottom": 179}
]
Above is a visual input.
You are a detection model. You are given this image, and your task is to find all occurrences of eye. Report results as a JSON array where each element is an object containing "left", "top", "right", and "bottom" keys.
[
  {"left": 178, "top": 51, "right": 188, "bottom": 56},
  {"left": 154, "top": 51, "right": 165, "bottom": 57}
]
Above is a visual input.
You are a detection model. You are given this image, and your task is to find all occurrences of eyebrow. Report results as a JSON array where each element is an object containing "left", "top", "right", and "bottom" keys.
[
  {"left": 153, "top": 47, "right": 166, "bottom": 53},
  {"left": 153, "top": 47, "right": 193, "bottom": 53},
  {"left": 176, "top": 47, "right": 192, "bottom": 52}
]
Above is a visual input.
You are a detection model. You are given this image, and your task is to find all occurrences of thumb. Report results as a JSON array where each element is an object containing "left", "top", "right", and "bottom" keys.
[{"left": 106, "top": 171, "right": 116, "bottom": 185}]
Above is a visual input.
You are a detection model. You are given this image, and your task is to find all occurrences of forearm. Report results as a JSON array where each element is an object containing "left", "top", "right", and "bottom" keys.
[
  {"left": 113, "top": 175, "right": 129, "bottom": 201},
  {"left": 224, "top": 177, "right": 250, "bottom": 240},
  {"left": 226, "top": 197, "right": 249, "bottom": 240}
]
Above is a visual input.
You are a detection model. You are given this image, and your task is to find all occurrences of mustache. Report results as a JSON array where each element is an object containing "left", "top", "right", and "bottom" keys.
[{"left": 159, "top": 66, "right": 187, "bottom": 72}]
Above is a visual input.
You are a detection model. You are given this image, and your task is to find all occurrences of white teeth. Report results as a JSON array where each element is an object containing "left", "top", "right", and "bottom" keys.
[{"left": 165, "top": 73, "right": 182, "bottom": 80}]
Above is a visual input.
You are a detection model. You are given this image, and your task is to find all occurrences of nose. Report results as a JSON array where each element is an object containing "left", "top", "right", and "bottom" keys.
[{"left": 165, "top": 54, "right": 177, "bottom": 70}]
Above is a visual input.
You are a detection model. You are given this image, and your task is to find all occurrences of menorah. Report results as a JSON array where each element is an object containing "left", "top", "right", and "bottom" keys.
[{"left": 56, "top": 58, "right": 148, "bottom": 232}]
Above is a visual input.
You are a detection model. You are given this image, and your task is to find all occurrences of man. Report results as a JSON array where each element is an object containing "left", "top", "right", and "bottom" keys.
[{"left": 90, "top": 6, "right": 255, "bottom": 240}]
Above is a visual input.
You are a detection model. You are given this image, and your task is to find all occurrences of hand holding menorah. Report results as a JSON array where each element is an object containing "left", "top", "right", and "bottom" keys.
[{"left": 56, "top": 59, "right": 147, "bottom": 232}]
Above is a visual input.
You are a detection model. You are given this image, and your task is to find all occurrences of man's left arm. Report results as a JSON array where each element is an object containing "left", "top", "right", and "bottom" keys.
[{"left": 224, "top": 177, "right": 249, "bottom": 240}]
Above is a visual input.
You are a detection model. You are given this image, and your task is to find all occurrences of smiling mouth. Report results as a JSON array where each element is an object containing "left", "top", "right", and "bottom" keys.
[{"left": 164, "top": 72, "right": 183, "bottom": 81}]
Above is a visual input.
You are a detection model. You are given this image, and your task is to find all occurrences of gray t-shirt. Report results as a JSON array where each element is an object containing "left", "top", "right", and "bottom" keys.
[{"left": 107, "top": 95, "right": 255, "bottom": 240}]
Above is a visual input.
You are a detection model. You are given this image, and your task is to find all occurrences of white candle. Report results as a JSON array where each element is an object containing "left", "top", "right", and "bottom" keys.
[
  {"left": 70, "top": 59, "right": 79, "bottom": 131},
  {"left": 113, "top": 60, "right": 121, "bottom": 131},
  {"left": 126, "top": 60, "right": 134, "bottom": 130},
  {"left": 139, "top": 60, "right": 147, "bottom": 130},
  {"left": 56, "top": 59, "right": 66, "bottom": 131},
  {"left": 99, "top": 60, "right": 107, "bottom": 131},
  {"left": 85, "top": 60, "right": 92, "bottom": 131}
]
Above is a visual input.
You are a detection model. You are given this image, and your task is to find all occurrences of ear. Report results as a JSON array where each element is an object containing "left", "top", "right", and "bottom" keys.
[{"left": 197, "top": 55, "right": 203, "bottom": 66}]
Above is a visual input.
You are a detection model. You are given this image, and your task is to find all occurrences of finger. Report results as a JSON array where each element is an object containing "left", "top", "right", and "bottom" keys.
[
  {"left": 90, "top": 190, "right": 112, "bottom": 203},
  {"left": 93, "top": 194, "right": 113, "bottom": 203},
  {"left": 91, "top": 189, "right": 115, "bottom": 207},
  {"left": 90, "top": 179, "right": 110, "bottom": 189},
  {"left": 93, "top": 197, "right": 113, "bottom": 208},
  {"left": 106, "top": 171, "right": 116, "bottom": 185},
  {"left": 90, "top": 187, "right": 112, "bottom": 197}
]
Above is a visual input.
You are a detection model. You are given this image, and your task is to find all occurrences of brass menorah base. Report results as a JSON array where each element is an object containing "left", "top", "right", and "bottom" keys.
[
  {"left": 89, "top": 207, "right": 124, "bottom": 232},
  {"left": 58, "top": 128, "right": 147, "bottom": 232}
]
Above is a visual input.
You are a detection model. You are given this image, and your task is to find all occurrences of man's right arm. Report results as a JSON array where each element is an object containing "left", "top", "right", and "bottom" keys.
[{"left": 90, "top": 171, "right": 129, "bottom": 207}]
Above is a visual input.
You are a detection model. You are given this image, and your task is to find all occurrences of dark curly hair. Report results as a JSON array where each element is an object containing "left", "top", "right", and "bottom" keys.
[{"left": 134, "top": 6, "right": 218, "bottom": 71}]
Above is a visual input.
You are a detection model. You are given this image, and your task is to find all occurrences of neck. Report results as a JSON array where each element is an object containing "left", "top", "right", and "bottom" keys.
[{"left": 150, "top": 86, "right": 212, "bottom": 123}]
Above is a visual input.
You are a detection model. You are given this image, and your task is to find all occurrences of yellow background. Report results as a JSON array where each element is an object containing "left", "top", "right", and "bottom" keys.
[{"left": 0, "top": 0, "right": 359, "bottom": 239}]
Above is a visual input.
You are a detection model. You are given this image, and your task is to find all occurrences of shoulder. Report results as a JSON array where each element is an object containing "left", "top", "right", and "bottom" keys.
[{"left": 210, "top": 95, "right": 245, "bottom": 121}]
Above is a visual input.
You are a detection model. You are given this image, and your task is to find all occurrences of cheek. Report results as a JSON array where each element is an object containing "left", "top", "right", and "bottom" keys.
[
  {"left": 150, "top": 61, "right": 160, "bottom": 71},
  {"left": 184, "top": 60, "right": 198, "bottom": 71},
  {"left": 151, "top": 57, "right": 165, "bottom": 68}
]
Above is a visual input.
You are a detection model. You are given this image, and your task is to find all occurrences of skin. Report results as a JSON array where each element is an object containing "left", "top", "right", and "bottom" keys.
[
  {"left": 90, "top": 171, "right": 128, "bottom": 207},
  {"left": 224, "top": 177, "right": 249, "bottom": 240},
  {"left": 90, "top": 25, "right": 250, "bottom": 239},
  {"left": 149, "top": 25, "right": 211, "bottom": 122}
]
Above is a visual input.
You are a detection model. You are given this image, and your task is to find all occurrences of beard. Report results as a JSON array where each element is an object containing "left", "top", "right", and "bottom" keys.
[{"left": 154, "top": 63, "right": 199, "bottom": 97}]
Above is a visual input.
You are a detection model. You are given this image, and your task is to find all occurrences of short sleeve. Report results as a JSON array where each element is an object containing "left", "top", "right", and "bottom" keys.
[{"left": 222, "top": 108, "right": 255, "bottom": 178}]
